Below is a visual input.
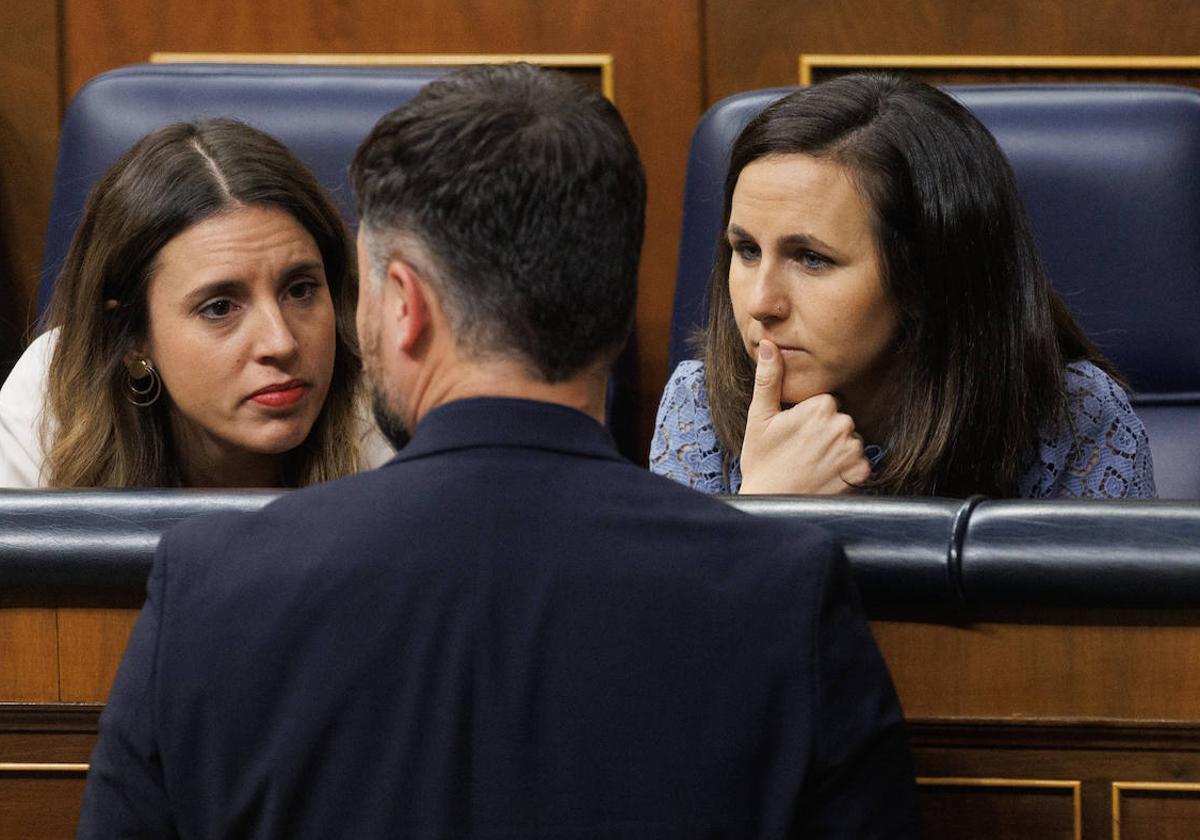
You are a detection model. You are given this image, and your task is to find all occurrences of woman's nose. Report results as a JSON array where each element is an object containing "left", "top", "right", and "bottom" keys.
[
  {"left": 252, "top": 305, "right": 301, "bottom": 363},
  {"left": 745, "top": 264, "right": 789, "bottom": 323}
]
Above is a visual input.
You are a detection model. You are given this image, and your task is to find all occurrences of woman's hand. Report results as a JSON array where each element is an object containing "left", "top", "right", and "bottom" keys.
[{"left": 738, "top": 339, "right": 871, "bottom": 495}]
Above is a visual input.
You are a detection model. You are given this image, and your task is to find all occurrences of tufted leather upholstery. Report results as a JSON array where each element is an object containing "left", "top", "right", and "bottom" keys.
[
  {"left": 669, "top": 84, "right": 1200, "bottom": 498},
  {"left": 39, "top": 62, "right": 448, "bottom": 313},
  {"left": 8, "top": 490, "right": 1200, "bottom": 612}
]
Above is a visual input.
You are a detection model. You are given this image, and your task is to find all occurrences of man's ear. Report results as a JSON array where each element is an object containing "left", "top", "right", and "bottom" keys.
[{"left": 386, "top": 258, "right": 432, "bottom": 353}]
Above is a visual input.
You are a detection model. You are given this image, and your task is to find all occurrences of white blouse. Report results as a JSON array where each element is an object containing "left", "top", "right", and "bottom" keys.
[{"left": 0, "top": 330, "right": 395, "bottom": 488}]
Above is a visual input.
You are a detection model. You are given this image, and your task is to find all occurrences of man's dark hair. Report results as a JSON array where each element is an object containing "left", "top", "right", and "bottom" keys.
[{"left": 351, "top": 63, "right": 646, "bottom": 382}]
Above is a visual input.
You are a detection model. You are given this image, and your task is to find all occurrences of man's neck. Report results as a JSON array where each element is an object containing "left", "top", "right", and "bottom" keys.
[{"left": 412, "top": 355, "right": 608, "bottom": 427}]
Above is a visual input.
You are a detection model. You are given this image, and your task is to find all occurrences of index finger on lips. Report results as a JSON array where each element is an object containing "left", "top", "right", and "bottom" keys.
[{"left": 747, "top": 338, "right": 784, "bottom": 423}]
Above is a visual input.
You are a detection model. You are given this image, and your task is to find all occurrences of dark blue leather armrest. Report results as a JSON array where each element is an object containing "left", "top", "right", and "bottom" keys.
[
  {"left": 725, "top": 496, "right": 973, "bottom": 608},
  {"left": 0, "top": 489, "right": 279, "bottom": 588},
  {"left": 8, "top": 491, "right": 1200, "bottom": 612},
  {"left": 961, "top": 499, "right": 1200, "bottom": 607}
]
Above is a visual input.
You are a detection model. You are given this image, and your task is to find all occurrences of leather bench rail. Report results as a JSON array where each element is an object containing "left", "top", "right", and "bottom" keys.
[
  {"left": 733, "top": 496, "right": 1200, "bottom": 609},
  {"left": 0, "top": 490, "right": 281, "bottom": 588},
  {"left": 3, "top": 490, "right": 1199, "bottom": 608}
]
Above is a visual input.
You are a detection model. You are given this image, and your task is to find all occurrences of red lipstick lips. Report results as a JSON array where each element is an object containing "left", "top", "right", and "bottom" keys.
[{"left": 250, "top": 380, "right": 307, "bottom": 408}]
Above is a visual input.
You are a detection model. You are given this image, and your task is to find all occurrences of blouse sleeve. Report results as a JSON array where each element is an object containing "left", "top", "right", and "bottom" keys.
[
  {"left": 648, "top": 361, "right": 735, "bottom": 494},
  {"left": 0, "top": 330, "right": 56, "bottom": 488},
  {"left": 1019, "top": 362, "right": 1156, "bottom": 499}
]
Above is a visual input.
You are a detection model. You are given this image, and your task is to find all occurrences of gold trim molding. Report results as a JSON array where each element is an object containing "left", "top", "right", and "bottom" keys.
[
  {"left": 0, "top": 762, "right": 88, "bottom": 773},
  {"left": 1112, "top": 781, "right": 1200, "bottom": 840},
  {"left": 919, "top": 777, "right": 1082, "bottom": 840},
  {"left": 152, "top": 52, "right": 615, "bottom": 101},
  {"left": 799, "top": 53, "right": 1200, "bottom": 86}
]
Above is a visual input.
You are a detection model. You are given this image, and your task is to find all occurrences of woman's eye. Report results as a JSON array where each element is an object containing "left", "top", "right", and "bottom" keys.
[
  {"left": 199, "top": 299, "right": 235, "bottom": 320},
  {"left": 733, "top": 242, "right": 761, "bottom": 263},
  {"left": 285, "top": 280, "right": 320, "bottom": 302},
  {"left": 799, "top": 251, "right": 832, "bottom": 271}
]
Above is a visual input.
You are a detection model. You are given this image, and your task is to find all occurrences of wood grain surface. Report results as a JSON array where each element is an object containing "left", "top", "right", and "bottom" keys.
[
  {"left": 54, "top": 592, "right": 143, "bottom": 704},
  {"left": 874, "top": 610, "right": 1200, "bottom": 720},
  {"left": 0, "top": 0, "right": 59, "bottom": 365},
  {"left": 0, "top": 591, "right": 57, "bottom": 702},
  {"left": 705, "top": 0, "right": 1200, "bottom": 101}
]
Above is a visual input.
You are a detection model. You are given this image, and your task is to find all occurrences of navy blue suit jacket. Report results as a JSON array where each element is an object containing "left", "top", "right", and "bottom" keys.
[{"left": 78, "top": 397, "right": 918, "bottom": 838}]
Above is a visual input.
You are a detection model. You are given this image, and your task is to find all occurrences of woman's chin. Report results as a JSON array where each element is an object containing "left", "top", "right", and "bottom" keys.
[
  {"left": 240, "top": 420, "right": 317, "bottom": 456},
  {"left": 780, "top": 381, "right": 824, "bottom": 407}
]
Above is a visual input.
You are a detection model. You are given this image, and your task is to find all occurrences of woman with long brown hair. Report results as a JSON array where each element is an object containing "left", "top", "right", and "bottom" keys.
[
  {"left": 0, "top": 118, "right": 391, "bottom": 487},
  {"left": 651, "top": 74, "right": 1154, "bottom": 498}
]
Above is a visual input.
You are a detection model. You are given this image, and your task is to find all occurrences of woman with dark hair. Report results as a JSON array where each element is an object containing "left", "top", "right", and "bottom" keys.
[
  {"left": 0, "top": 118, "right": 392, "bottom": 487},
  {"left": 651, "top": 74, "right": 1155, "bottom": 498}
]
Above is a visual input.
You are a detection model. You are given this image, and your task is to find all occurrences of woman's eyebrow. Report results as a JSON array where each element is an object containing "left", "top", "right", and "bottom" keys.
[
  {"left": 728, "top": 224, "right": 847, "bottom": 263},
  {"left": 778, "top": 232, "right": 843, "bottom": 259},
  {"left": 726, "top": 223, "right": 754, "bottom": 241},
  {"left": 180, "top": 261, "right": 325, "bottom": 308},
  {"left": 182, "top": 279, "right": 244, "bottom": 309},
  {"left": 279, "top": 259, "right": 325, "bottom": 280}
]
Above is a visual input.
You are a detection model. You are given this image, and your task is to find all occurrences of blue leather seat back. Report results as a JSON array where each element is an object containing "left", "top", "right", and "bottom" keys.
[
  {"left": 670, "top": 84, "right": 1200, "bottom": 498},
  {"left": 40, "top": 62, "right": 448, "bottom": 313},
  {"left": 949, "top": 86, "right": 1200, "bottom": 400},
  {"left": 954, "top": 86, "right": 1200, "bottom": 500}
]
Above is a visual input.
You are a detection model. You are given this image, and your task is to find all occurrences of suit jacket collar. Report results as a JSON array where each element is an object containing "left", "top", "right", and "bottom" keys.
[{"left": 387, "top": 397, "right": 624, "bottom": 465}]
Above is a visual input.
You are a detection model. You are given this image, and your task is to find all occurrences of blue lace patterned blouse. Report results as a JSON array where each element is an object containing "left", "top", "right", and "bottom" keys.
[{"left": 650, "top": 360, "right": 1157, "bottom": 498}]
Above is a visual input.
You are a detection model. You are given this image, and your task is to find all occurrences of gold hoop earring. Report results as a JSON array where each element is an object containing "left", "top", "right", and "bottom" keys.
[{"left": 125, "top": 358, "right": 162, "bottom": 407}]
